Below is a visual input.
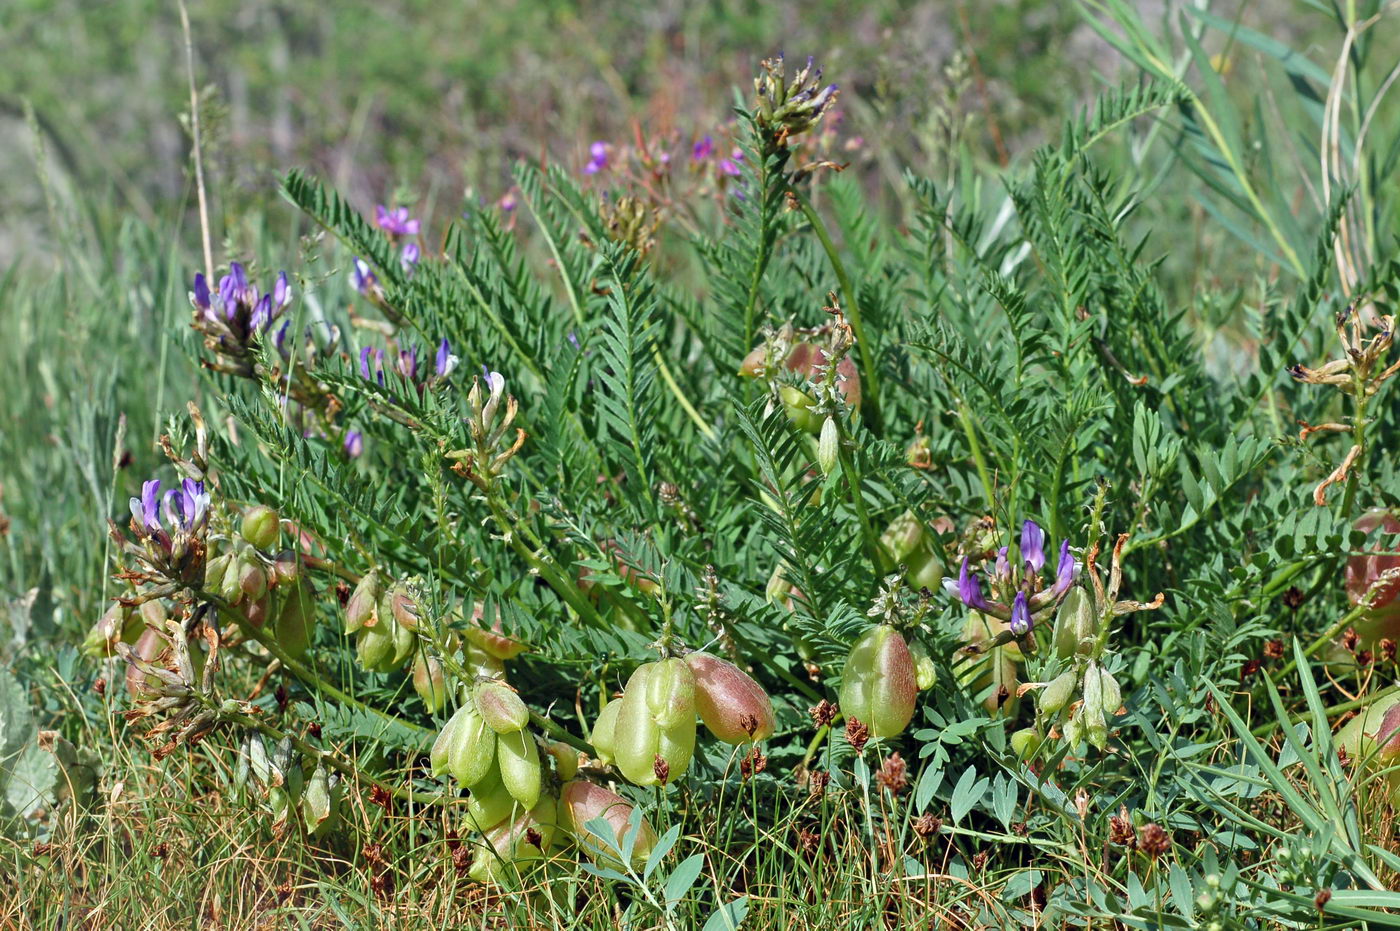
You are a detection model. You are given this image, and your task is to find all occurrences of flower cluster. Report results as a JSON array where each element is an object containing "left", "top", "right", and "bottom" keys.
[
  {"left": 445, "top": 372, "right": 523, "bottom": 489},
  {"left": 953, "top": 519, "right": 1077, "bottom": 636},
  {"left": 753, "top": 54, "right": 839, "bottom": 142},
  {"left": 357, "top": 337, "right": 458, "bottom": 390},
  {"left": 190, "top": 262, "right": 294, "bottom": 377}
]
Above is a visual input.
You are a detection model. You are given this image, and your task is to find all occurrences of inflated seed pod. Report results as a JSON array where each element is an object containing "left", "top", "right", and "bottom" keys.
[
  {"left": 355, "top": 621, "right": 394, "bottom": 672},
  {"left": 465, "top": 642, "right": 507, "bottom": 678},
  {"left": 465, "top": 763, "right": 515, "bottom": 832},
  {"left": 430, "top": 709, "right": 462, "bottom": 779},
  {"left": 496, "top": 728, "right": 542, "bottom": 809},
  {"left": 559, "top": 780, "right": 657, "bottom": 869},
  {"left": 386, "top": 582, "right": 420, "bottom": 630},
  {"left": 905, "top": 546, "right": 945, "bottom": 592},
  {"left": 449, "top": 704, "right": 498, "bottom": 788},
  {"left": 240, "top": 505, "right": 280, "bottom": 549},
  {"left": 203, "top": 553, "right": 234, "bottom": 598},
  {"left": 124, "top": 625, "right": 167, "bottom": 699},
  {"left": 344, "top": 571, "right": 381, "bottom": 634},
  {"left": 614, "top": 660, "right": 697, "bottom": 785},
  {"left": 468, "top": 801, "right": 558, "bottom": 884},
  {"left": 238, "top": 558, "right": 269, "bottom": 603},
  {"left": 1052, "top": 587, "right": 1097, "bottom": 660},
  {"left": 1038, "top": 669, "right": 1077, "bottom": 716},
  {"left": 270, "top": 549, "right": 301, "bottom": 586},
  {"left": 589, "top": 699, "right": 621, "bottom": 765},
  {"left": 684, "top": 652, "right": 775, "bottom": 743},
  {"left": 1081, "top": 662, "right": 1108, "bottom": 749},
  {"left": 838, "top": 624, "right": 917, "bottom": 739},
  {"left": 878, "top": 510, "right": 926, "bottom": 567},
  {"left": 1010, "top": 727, "right": 1042, "bottom": 759},
  {"left": 464, "top": 613, "right": 528, "bottom": 660},
  {"left": 276, "top": 580, "right": 316, "bottom": 659},
  {"left": 412, "top": 653, "right": 448, "bottom": 714},
  {"left": 301, "top": 761, "right": 336, "bottom": 837},
  {"left": 545, "top": 741, "right": 579, "bottom": 781},
  {"left": 388, "top": 611, "right": 415, "bottom": 669},
  {"left": 475, "top": 681, "right": 529, "bottom": 734},
  {"left": 908, "top": 639, "right": 937, "bottom": 691}
]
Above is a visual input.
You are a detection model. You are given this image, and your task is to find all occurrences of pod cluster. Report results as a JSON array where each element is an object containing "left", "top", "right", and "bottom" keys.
[
  {"left": 1024, "top": 587, "right": 1121, "bottom": 751},
  {"left": 591, "top": 652, "right": 776, "bottom": 786},
  {"left": 206, "top": 505, "right": 318, "bottom": 658},
  {"left": 236, "top": 732, "right": 343, "bottom": 837}
]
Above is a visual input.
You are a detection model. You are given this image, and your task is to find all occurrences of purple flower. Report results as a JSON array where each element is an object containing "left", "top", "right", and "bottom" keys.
[
  {"left": 350, "top": 258, "right": 377, "bottom": 294},
  {"left": 584, "top": 141, "right": 608, "bottom": 175},
  {"left": 273, "top": 272, "right": 292, "bottom": 308},
  {"left": 344, "top": 430, "right": 364, "bottom": 458},
  {"left": 400, "top": 242, "right": 421, "bottom": 273},
  {"left": 995, "top": 546, "right": 1010, "bottom": 581},
  {"left": 274, "top": 319, "right": 291, "bottom": 355},
  {"left": 435, "top": 338, "right": 458, "bottom": 377},
  {"left": 162, "top": 478, "right": 208, "bottom": 531},
  {"left": 396, "top": 346, "right": 419, "bottom": 379},
  {"left": 1051, "top": 540, "right": 1077, "bottom": 597},
  {"left": 1009, "top": 591, "right": 1032, "bottom": 636},
  {"left": 129, "top": 479, "right": 163, "bottom": 531},
  {"left": 1021, "top": 520, "right": 1046, "bottom": 574},
  {"left": 566, "top": 331, "right": 581, "bottom": 350},
  {"left": 375, "top": 205, "right": 420, "bottom": 236},
  {"left": 249, "top": 294, "right": 273, "bottom": 331},
  {"left": 719, "top": 156, "right": 743, "bottom": 178},
  {"left": 692, "top": 135, "right": 714, "bottom": 161},
  {"left": 192, "top": 274, "right": 211, "bottom": 312},
  {"left": 359, "top": 346, "right": 384, "bottom": 385},
  {"left": 219, "top": 262, "right": 252, "bottom": 313},
  {"left": 958, "top": 557, "right": 989, "bottom": 611}
]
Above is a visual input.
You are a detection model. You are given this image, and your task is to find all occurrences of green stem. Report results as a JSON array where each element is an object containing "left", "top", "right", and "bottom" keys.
[
  {"left": 955, "top": 400, "right": 997, "bottom": 510},
  {"left": 793, "top": 191, "right": 883, "bottom": 432}
]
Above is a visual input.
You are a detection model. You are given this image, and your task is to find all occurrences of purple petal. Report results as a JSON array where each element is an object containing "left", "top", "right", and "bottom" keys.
[
  {"left": 1009, "top": 591, "right": 1032, "bottom": 636},
  {"left": 192, "top": 273, "right": 210, "bottom": 310},
  {"left": 435, "top": 337, "right": 455, "bottom": 377},
  {"left": 273, "top": 272, "right": 291, "bottom": 308},
  {"left": 995, "top": 546, "right": 1010, "bottom": 581},
  {"left": 1021, "top": 520, "right": 1046, "bottom": 574},
  {"left": 359, "top": 346, "right": 374, "bottom": 380},
  {"left": 692, "top": 135, "right": 714, "bottom": 161},
  {"left": 1051, "top": 540, "right": 1077, "bottom": 597},
  {"left": 250, "top": 294, "right": 273, "bottom": 331},
  {"left": 375, "top": 205, "right": 391, "bottom": 230},
  {"left": 140, "top": 479, "right": 162, "bottom": 531},
  {"left": 958, "top": 557, "right": 989, "bottom": 611},
  {"left": 344, "top": 430, "right": 363, "bottom": 458},
  {"left": 400, "top": 242, "right": 421, "bottom": 272}
]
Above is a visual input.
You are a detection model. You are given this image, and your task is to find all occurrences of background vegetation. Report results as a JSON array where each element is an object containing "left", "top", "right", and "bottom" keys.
[{"left": 5, "top": 0, "right": 1400, "bottom": 928}]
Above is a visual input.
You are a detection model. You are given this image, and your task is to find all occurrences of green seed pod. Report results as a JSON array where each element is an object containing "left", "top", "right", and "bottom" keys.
[
  {"left": 1081, "top": 663, "right": 1108, "bottom": 749},
  {"left": 475, "top": 681, "right": 530, "bottom": 734},
  {"left": 204, "top": 553, "right": 234, "bottom": 597},
  {"left": 270, "top": 550, "right": 301, "bottom": 586},
  {"left": 817, "top": 416, "right": 839, "bottom": 477},
  {"left": 685, "top": 652, "right": 775, "bottom": 743},
  {"left": 465, "top": 763, "right": 515, "bottom": 832},
  {"left": 301, "top": 762, "right": 334, "bottom": 836},
  {"left": 388, "top": 611, "right": 415, "bottom": 669},
  {"left": 412, "top": 653, "right": 447, "bottom": 714},
  {"left": 908, "top": 639, "right": 937, "bottom": 691},
  {"left": 466, "top": 642, "right": 508, "bottom": 678},
  {"left": 1099, "top": 669, "right": 1122, "bottom": 718},
  {"left": 1062, "top": 711, "right": 1086, "bottom": 747},
  {"left": 838, "top": 624, "right": 918, "bottom": 739},
  {"left": 1052, "top": 587, "right": 1097, "bottom": 660},
  {"left": 1010, "top": 727, "right": 1042, "bottom": 759},
  {"left": 545, "top": 740, "right": 579, "bottom": 781},
  {"left": 496, "top": 728, "right": 542, "bottom": 809},
  {"left": 1038, "top": 669, "right": 1077, "bottom": 715},
  {"left": 590, "top": 699, "right": 621, "bottom": 765},
  {"left": 905, "top": 547, "right": 945, "bottom": 593},
  {"left": 878, "top": 510, "right": 925, "bottom": 567},
  {"left": 344, "top": 571, "right": 381, "bottom": 634},
  {"left": 449, "top": 704, "right": 497, "bottom": 788},
  {"left": 615, "top": 661, "right": 698, "bottom": 785},
  {"left": 83, "top": 603, "right": 131, "bottom": 658},
  {"left": 276, "top": 580, "right": 316, "bottom": 659},
  {"left": 247, "top": 732, "right": 272, "bottom": 787},
  {"left": 779, "top": 384, "right": 822, "bottom": 434},
  {"left": 220, "top": 554, "right": 248, "bottom": 605},
  {"left": 468, "top": 801, "right": 558, "bottom": 884},
  {"left": 560, "top": 780, "right": 657, "bottom": 869},
  {"left": 240, "top": 505, "right": 281, "bottom": 550},
  {"left": 430, "top": 709, "right": 463, "bottom": 779},
  {"left": 355, "top": 621, "right": 394, "bottom": 671}
]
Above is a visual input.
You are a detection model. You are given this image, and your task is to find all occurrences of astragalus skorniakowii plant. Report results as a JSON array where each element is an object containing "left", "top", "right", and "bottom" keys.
[{"left": 79, "top": 32, "right": 1400, "bottom": 927}]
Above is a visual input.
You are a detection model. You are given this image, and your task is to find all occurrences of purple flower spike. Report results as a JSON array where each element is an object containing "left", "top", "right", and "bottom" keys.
[
  {"left": 1051, "top": 540, "right": 1077, "bottom": 597},
  {"left": 375, "top": 205, "right": 420, "bottom": 236},
  {"left": 1009, "top": 591, "right": 1032, "bottom": 636},
  {"left": 344, "top": 431, "right": 363, "bottom": 458},
  {"left": 435, "top": 338, "right": 457, "bottom": 377},
  {"left": 1021, "top": 520, "right": 1046, "bottom": 574},
  {"left": 958, "top": 557, "right": 989, "bottom": 610},
  {"left": 692, "top": 135, "right": 714, "bottom": 161}
]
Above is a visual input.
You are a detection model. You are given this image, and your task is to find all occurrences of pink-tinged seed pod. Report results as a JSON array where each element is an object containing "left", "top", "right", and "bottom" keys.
[
  {"left": 240, "top": 505, "right": 280, "bottom": 550},
  {"left": 560, "top": 780, "right": 657, "bottom": 868},
  {"left": 413, "top": 653, "right": 447, "bottom": 714},
  {"left": 737, "top": 345, "right": 769, "bottom": 378},
  {"left": 685, "top": 652, "right": 775, "bottom": 743},
  {"left": 244, "top": 592, "right": 273, "bottom": 629},
  {"left": 878, "top": 510, "right": 926, "bottom": 566},
  {"left": 784, "top": 341, "right": 861, "bottom": 410},
  {"left": 463, "top": 609, "right": 528, "bottom": 660},
  {"left": 475, "top": 681, "right": 530, "bottom": 734},
  {"left": 1336, "top": 694, "right": 1400, "bottom": 765},
  {"left": 276, "top": 581, "right": 315, "bottom": 658},
  {"left": 467, "top": 801, "right": 559, "bottom": 883},
  {"left": 344, "top": 572, "right": 380, "bottom": 633},
  {"left": 387, "top": 583, "right": 420, "bottom": 630},
  {"left": 838, "top": 624, "right": 917, "bottom": 740},
  {"left": 125, "top": 626, "right": 167, "bottom": 699},
  {"left": 270, "top": 550, "right": 301, "bottom": 586},
  {"left": 1345, "top": 509, "right": 1400, "bottom": 643},
  {"left": 238, "top": 559, "right": 268, "bottom": 603}
]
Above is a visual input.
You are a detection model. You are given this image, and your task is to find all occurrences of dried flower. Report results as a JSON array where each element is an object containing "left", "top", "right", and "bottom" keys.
[
  {"left": 913, "top": 813, "right": 942, "bottom": 839},
  {"left": 876, "top": 752, "right": 908, "bottom": 795},
  {"left": 1138, "top": 823, "right": 1171, "bottom": 857},
  {"left": 844, "top": 715, "right": 869, "bottom": 753}
]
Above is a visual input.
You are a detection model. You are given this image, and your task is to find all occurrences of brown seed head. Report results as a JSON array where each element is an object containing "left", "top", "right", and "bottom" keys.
[
  {"left": 797, "top": 826, "right": 820, "bottom": 854},
  {"left": 1314, "top": 888, "right": 1332, "bottom": 911},
  {"left": 971, "top": 851, "right": 989, "bottom": 871},
  {"left": 1381, "top": 638, "right": 1397, "bottom": 662},
  {"left": 913, "top": 813, "right": 942, "bottom": 839},
  {"left": 653, "top": 754, "right": 671, "bottom": 786},
  {"left": 810, "top": 699, "right": 837, "bottom": 728},
  {"left": 844, "top": 716, "right": 869, "bottom": 753},
  {"left": 876, "top": 752, "right": 908, "bottom": 795},
  {"left": 1342, "top": 628, "right": 1360, "bottom": 652},
  {"left": 808, "top": 769, "right": 830, "bottom": 797},
  {"left": 1109, "top": 806, "right": 1136, "bottom": 847},
  {"left": 1262, "top": 639, "right": 1285, "bottom": 661},
  {"left": 1138, "top": 823, "right": 1171, "bottom": 857},
  {"left": 1242, "top": 658, "right": 1262, "bottom": 678}
]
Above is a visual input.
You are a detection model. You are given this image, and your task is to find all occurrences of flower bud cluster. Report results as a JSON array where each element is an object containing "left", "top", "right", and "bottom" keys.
[{"left": 753, "top": 54, "right": 840, "bottom": 143}]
